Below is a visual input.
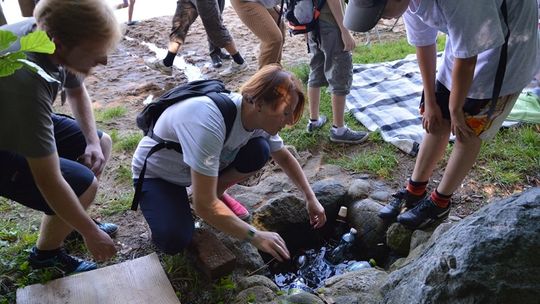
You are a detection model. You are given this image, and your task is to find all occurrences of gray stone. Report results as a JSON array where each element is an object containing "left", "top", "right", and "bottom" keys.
[
  {"left": 233, "top": 286, "right": 277, "bottom": 304},
  {"left": 382, "top": 188, "right": 540, "bottom": 304},
  {"left": 283, "top": 292, "right": 325, "bottom": 304},
  {"left": 252, "top": 194, "right": 309, "bottom": 231},
  {"left": 319, "top": 268, "right": 388, "bottom": 304},
  {"left": 409, "top": 229, "right": 431, "bottom": 252},
  {"left": 311, "top": 179, "right": 349, "bottom": 219},
  {"left": 348, "top": 179, "right": 371, "bottom": 200},
  {"left": 370, "top": 190, "right": 391, "bottom": 202},
  {"left": 348, "top": 199, "right": 387, "bottom": 250},
  {"left": 385, "top": 223, "right": 412, "bottom": 256},
  {"left": 237, "top": 275, "right": 279, "bottom": 293}
]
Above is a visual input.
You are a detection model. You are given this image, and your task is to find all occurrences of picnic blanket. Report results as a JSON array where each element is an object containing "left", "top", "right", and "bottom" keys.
[{"left": 346, "top": 53, "right": 442, "bottom": 156}]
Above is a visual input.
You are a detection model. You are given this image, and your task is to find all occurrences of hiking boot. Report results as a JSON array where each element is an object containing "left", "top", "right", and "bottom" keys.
[
  {"left": 219, "top": 61, "right": 248, "bottom": 77},
  {"left": 397, "top": 196, "right": 450, "bottom": 229},
  {"left": 221, "top": 193, "right": 250, "bottom": 220},
  {"left": 145, "top": 58, "right": 173, "bottom": 76},
  {"left": 210, "top": 53, "right": 223, "bottom": 68},
  {"left": 66, "top": 219, "right": 118, "bottom": 241},
  {"left": 330, "top": 127, "right": 369, "bottom": 144},
  {"left": 379, "top": 189, "right": 426, "bottom": 221},
  {"left": 28, "top": 247, "right": 97, "bottom": 274},
  {"left": 306, "top": 115, "right": 327, "bottom": 132}
]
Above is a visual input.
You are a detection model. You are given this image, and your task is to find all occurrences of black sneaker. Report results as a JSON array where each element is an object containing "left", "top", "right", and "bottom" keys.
[
  {"left": 28, "top": 247, "right": 97, "bottom": 274},
  {"left": 397, "top": 196, "right": 450, "bottom": 229},
  {"left": 210, "top": 53, "right": 223, "bottom": 68},
  {"left": 378, "top": 189, "right": 426, "bottom": 221},
  {"left": 66, "top": 219, "right": 118, "bottom": 241}
]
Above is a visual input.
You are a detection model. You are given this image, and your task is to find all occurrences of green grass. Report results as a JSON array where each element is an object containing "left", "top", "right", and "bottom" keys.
[
  {"left": 99, "top": 193, "right": 133, "bottom": 216},
  {"left": 329, "top": 132, "right": 400, "bottom": 178},
  {"left": 353, "top": 35, "right": 446, "bottom": 63},
  {"left": 476, "top": 125, "right": 540, "bottom": 185},
  {"left": 95, "top": 106, "right": 127, "bottom": 122},
  {"left": 113, "top": 132, "right": 143, "bottom": 152},
  {"left": 114, "top": 164, "right": 133, "bottom": 186}
]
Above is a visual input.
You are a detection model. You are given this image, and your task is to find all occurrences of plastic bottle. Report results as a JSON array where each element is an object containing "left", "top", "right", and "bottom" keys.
[
  {"left": 346, "top": 258, "right": 376, "bottom": 272},
  {"left": 327, "top": 228, "right": 357, "bottom": 264},
  {"left": 332, "top": 206, "right": 349, "bottom": 243},
  {"left": 287, "top": 277, "right": 312, "bottom": 295}
]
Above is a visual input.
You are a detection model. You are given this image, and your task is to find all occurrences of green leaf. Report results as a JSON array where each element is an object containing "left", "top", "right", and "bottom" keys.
[
  {"left": 0, "top": 30, "right": 17, "bottom": 51},
  {"left": 18, "top": 58, "right": 60, "bottom": 83},
  {"left": 0, "top": 54, "right": 24, "bottom": 77},
  {"left": 19, "top": 30, "right": 55, "bottom": 54}
]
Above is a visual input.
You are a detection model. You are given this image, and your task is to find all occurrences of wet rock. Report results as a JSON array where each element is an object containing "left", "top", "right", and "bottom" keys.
[
  {"left": 253, "top": 194, "right": 309, "bottom": 231},
  {"left": 233, "top": 286, "right": 277, "bottom": 304},
  {"left": 237, "top": 275, "right": 279, "bottom": 293}
]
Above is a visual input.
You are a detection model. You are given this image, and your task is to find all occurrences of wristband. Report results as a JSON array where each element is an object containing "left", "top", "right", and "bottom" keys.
[{"left": 244, "top": 227, "right": 257, "bottom": 243}]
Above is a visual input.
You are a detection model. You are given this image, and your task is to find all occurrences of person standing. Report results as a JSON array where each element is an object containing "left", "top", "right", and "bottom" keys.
[
  {"left": 0, "top": 0, "right": 122, "bottom": 273},
  {"left": 145, "top": 0, "right": 247, "bottom": 77},
  {"left": 230, "top": 0, "right": 285, "bottom": 69},
  {"left": 349, "top": 0, "right": 539, "bottom": 228},
  {"left": 305, "top": 0, "right": 369, "bottom": 144}
]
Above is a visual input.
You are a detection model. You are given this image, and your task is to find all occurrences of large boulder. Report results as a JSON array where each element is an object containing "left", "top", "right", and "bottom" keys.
[{"left": 382, "top": 188, "right": 540, "bottom": 303}]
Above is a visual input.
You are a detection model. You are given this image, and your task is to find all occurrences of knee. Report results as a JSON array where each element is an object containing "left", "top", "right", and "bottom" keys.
[
  {"left": 235, "top": 137, "right": 270, "bottom": 173},
  {"left": 100, "top": 132, "right": 112, "bottom": 152},
  {"left": 151, "top": 227, "right": 193, "bottom": 255},
  {"left": 80, "top": 177, "right": 98, "bottom": 209}
]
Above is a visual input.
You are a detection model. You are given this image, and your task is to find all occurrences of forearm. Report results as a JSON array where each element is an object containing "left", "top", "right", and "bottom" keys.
[
  {"left": 67, "top": 85, "right": 100, "bottom": 145},
  {"left": 449, "top": 56, "right": 477, "bottom": 114},
  {"left": 416, "top": 44, "right": 438, "bottom": 106},
  {"left": 272, "top": 149, "right": 316, "bottom": 201},
  {"left": 27, "top": 155, "right": 97, "bottom": 235},
  {"left": 194, "top": 197, "right": 254, "bottom": 240}
]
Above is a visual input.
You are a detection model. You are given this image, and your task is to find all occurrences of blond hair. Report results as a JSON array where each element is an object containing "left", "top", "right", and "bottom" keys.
[
  {"left": 34, "top": 0, "right": 121, "bottom": 51},
  {"left": 241, "top": 64, "right": 305, "bottom": 125}
]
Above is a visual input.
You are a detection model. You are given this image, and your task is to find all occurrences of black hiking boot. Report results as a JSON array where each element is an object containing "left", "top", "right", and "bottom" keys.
[
  {"left": 397, "top": 196, "right": 450, "bottom": 229},
  {"left": 378, "top": 189, "right": 426, "bottom": 221}
]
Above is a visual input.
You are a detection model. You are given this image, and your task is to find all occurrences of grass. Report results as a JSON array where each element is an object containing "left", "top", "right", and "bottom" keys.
[
  {"left": 99, "top": 193, "right": 133, "bottom": 216},
  {"left": 113, "top": 132, "right": 143, "bottom": 152},
  {"left": 95, "top": 106, "right": 127, "bottom": 122}
]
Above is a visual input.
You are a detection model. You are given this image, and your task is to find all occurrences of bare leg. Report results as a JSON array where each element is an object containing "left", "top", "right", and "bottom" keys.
[
  {"left": 128, "top": 0, "right": 136, "bottom": 23},
  {"left": 223, "top": 41, "right": 239, "bottom": 56},
  {"left": 411, "top": 121, "right": 452, "bottom": 182},
  {"left": 437, "top": 135, "right": 482, "bottom": 195},
  {"left": 35, "top": 178, "right": 98, "bottom": 250},
  {"left": 97, "top": 133, "right": 112, "bottom": 179},
  {"left": 308, "top": 86, "right": 321, "bottom": 120},
  {"left": 331, "top": 94, "right": 346, "bottom": 128},
  {"left": 168, "top": 41, "right": 182, "bottom": 54}
]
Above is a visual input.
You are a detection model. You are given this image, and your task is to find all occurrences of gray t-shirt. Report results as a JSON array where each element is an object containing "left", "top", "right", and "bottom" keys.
[
  {"left": 131, "top": 92, "right": 284, "bottom": 186},
  {"left": 404, "top": 0, "right": 539, "bottom": 99},
  {"left": 0, "top": 19, "right": 82, "bottom": 157}
]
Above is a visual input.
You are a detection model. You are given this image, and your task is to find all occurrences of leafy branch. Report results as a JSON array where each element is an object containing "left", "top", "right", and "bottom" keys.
[{"left": 0, "top": 29, "right": 57, "bottom": 81}]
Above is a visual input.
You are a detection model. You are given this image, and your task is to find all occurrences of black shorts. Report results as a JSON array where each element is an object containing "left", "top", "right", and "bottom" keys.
[{"left": 0, "top": 114, "right": 103, "bottom": 215}]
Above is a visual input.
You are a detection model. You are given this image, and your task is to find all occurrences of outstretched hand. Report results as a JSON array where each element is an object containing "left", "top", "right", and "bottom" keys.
[{"left": 250, "top": 230, "right": 290, "bottom": 262}]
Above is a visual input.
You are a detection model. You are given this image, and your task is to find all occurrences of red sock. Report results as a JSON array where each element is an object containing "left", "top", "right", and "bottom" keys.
[
  {"left": 406, "top": 179, "right": 428, "bottom": 196},
  {"left": 430, "top": 190, "right": 451, "bottom": 208}
]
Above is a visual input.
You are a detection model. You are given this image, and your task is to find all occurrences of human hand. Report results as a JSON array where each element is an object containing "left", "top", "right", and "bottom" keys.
[
  {"left": 450, "top": 110, "right": 475, "bottom": 141},
  {"left": 306, "top": 198, "right": 326, "bottom": 229},
  {"left": 82, "top": 228, "right": 117, "bottom": 261},
  {"left": 250, "top": 230, "right": 290, "bottom": 262},
  {"left": 341, "top": 30, "right": 356, "bottom": 52},
  {"left": 421, "top": 102, "right": 443, "bottom": 134},
  {"left": 78, "top": 143, "right": 106, "bottom": 176}
]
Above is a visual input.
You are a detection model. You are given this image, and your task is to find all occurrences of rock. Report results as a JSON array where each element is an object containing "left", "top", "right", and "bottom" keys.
[
  {"left": 237, "top": 275, "right": 279, "bottom": 293},
  {"left": 253, "top": 194, "right": 309, "bottom": 231},
  {"left": 233, "top": 286, "right": 277, "bottom": 304},
  {"left": 370, "top": 190, "right": 391, "bottom": 202},
  {"left": 283, "top": 292, "right": 325, "bottom": 303},
  {"left": 190, "top": 228, "right": 236, "bottom": 279},
  {"left": 385, "top": 223, "right": 412, "bottom": 256},
  {"left": 348, "top": 179, "right": 371, "bottom": 200},
  {"left": 348, "top": 199, "right": 387, "bottom": 251},
  {"left": 319, "top": 268, "right": 388, "bottom": 304},
  {"left": 382, "top": 188, "right": 540, "bottom": 303},
  {"left": 409, "top": 229, "right": 431, "bottom": 252}
]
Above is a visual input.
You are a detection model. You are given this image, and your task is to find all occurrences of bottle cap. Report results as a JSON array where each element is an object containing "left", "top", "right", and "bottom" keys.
[
  {"left": 350, "top": 228, "right": 357, "bottom": 234},
  {"left": 338, "top": 206, "right": 348, "bottom": 217}
]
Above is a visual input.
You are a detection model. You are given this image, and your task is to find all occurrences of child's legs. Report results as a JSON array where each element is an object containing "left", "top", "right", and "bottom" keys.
[
  {"left": 307, "top": 31, "right": 329, "bottom": 119},
  {"left": 217, "top": 137, "right": 270, "bottom": 195},
  {"left": 196, "top": 0, "right": 236, "bottom": 53},
  {"left": 410, "top": 122, "right": 452, "bottom": 184},
  {"left": 230, "top": 0, "right": 284, "bottom": 68},
  {"left": 137, "top": 178, "right": 194, "bottom": 254}
]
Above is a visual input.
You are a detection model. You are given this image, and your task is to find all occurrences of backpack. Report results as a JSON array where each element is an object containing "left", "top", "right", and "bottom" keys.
[
  {"left": 281, "top": 0, "right": 327, "bottom": 35},
  {"left": 131, "top": 79, "right": 237, "bottom": 211}
]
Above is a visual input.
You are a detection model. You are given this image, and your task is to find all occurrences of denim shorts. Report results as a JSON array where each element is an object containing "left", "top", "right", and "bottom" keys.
[
  {"left": 0, "top": 114, "right": 102, "bottom": 214},
  {"left": 307, "top": 20, "right": 353, "bottom": 96}
]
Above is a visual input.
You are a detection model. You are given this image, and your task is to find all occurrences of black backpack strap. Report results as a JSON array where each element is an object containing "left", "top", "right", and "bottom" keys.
[
  {"left": 131, "top": 92, "right": 237, "bottom": 211},
  {"left": 487, "top": 0, "right": 509, "bottom": 118}
]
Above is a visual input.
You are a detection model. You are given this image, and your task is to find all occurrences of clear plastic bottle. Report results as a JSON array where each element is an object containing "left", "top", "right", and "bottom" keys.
[
  {"left": 327, "top": 228, "right": 357, "bottom": 264},
  {"left": 346, "top": 258, "right": 376, "bottom": 272}
]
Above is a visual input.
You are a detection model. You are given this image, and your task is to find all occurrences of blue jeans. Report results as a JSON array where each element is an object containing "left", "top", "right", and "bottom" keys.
[{"left": 136, "top": 137, "right": 270, "bottom": 254}]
